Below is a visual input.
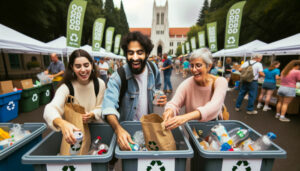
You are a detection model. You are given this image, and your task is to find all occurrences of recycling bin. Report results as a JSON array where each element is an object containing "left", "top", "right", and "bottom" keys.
[
  {"left": 185, "top": 120, "right": 286, "bottom": 171},
  {"left": 38, "top": 83, "right": 52, "bottom": 105},
  {"left": 22, "top": 123, "right": 116, "bottom": 171},
  {"left": 0, "top": 123, "right": 46, "bottom": 171},
  {"left": 19, "top": 87, "right": 40, "bottom": 113},
  {"left": 0, "top": 90, "right": 22, "bottom": 122},
  {"left": 115, "top": 121, "right": 194, "bottom": 171}
]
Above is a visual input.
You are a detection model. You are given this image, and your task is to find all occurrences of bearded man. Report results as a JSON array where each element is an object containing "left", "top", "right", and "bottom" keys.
[{"left": 102, "top": 31, "right": 167, "bottom": 151}]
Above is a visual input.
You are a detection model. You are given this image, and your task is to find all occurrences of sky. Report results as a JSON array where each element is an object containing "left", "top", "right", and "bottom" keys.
[{"left": 113, "top": 0, "right": 204, "bottom": 28}]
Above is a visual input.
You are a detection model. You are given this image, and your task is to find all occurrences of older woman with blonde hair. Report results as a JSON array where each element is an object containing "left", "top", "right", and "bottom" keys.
[{"left": 162, "top": 48, "right": 228, "bottom": 130}]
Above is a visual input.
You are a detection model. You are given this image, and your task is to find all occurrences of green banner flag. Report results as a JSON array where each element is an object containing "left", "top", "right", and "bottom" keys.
[
  {"left": 207, "top": 22, "right": 218, "bottom": 52},
  {"left": 198, "top": 31, "right": 206, "bottom": 48},
  {"left": 181, "top": 43, "right": 185, "bottom": 54},
  {"left": 92, "top": 18, "right": 106, "bottom": 51},
  {"left": 191, "top": 37, "right": 196, "bottom": 52},
  {"left": 224, "top": 1, "right": 246, "bottom": 49},
  {"left": 105, "top": 27, "right": 115, "bottom": 52},
  {"left": 185, "top": 42, "right": 190, "bottom": 53},
  {"left": 120, "top": 49, "right": 124, "bottom": 56},
  {"left": 66, "top": 0, "right": 87, "bottom": 48},
  {"left": 114, "top": 34, "right": 122, "bottom": 54}
]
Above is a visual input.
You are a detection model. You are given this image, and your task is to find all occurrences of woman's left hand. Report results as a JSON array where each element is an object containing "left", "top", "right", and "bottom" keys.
[
  {"left": 157, "top": 95, "right": 167, "bottom": 106},
  {"left": 164, "top": 115, "right": 187, "bottom": 130},
  {"left": 82, "top": 113, "right": 95, "bottom": 123}
]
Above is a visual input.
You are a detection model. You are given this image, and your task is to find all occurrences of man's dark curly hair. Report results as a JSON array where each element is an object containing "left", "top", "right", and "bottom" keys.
[{"left": 121, "top": 31, "right": 154, "bottom": 57}]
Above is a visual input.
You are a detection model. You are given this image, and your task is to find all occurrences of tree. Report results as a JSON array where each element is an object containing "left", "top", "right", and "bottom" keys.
[
  {"left": 176, "top": 45, "right": 183, "bottom": 56},
  {"left": 119, "top": 0, "right": 129, "bottom": 35},
  {"left": 196, "top": 0, "right": 209, "bottom": 26}
]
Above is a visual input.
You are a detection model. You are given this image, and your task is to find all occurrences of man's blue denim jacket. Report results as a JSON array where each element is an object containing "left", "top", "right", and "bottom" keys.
[{"left": 102, "top": 62, "right": 161, "bottom": 122}]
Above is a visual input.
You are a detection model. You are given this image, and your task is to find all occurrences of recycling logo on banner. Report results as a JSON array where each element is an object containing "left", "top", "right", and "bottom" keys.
[
  {"left": 6, "top": 101, "right": 15, "bottom": 111},
  {"left": 62, "top": 165, "right": 76, "bottom": 171},
  {"left": 32, "top": 93, "right": 38, "bottom": 102},
  {"left": 228, "top": 36, "right": 236, "bottom": 44},
  {"left": 148, "top": 141, "right": 159, "bottom": 151},
  {"left": 70, "top": 33, "right": 79, "bottom": 42},
  {"left": 45, "top": 90, "right": 50, "bottom": 97},
  {"left": 94, "top": 42, "right": 100, "bottom": 48},
  {"left": 146, "top": 160, "right": 165, "bottom": 171},
  {"left": 232, "top": 160, "right": 251, "bottom": 171}
]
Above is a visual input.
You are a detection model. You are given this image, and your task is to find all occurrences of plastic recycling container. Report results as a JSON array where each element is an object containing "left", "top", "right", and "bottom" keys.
[
  {"left": 115, "top": 121, "right": 194, "bottom": 171},
  {"left": 0, "top": 90, "right": 22, "bottom": 122},
  {"left": 38, "top": 83, "right": 52, "bottom": 106},
  {"left": 19, "top": 87, "right": 40, "bottom": 113},
  {"left": 22, "top": 123, "right": 116, "bottom": 171},
  {"left": 0, "top": 123, "right": 46, "bottom": 171},
  {"left": 185, "top": 120, "right": 286, "bottom": 171}
]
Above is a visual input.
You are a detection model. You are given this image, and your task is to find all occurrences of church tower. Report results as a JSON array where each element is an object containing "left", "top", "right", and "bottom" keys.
[{"left": 150, "top": 0, "right": 170, "bottom": 57}]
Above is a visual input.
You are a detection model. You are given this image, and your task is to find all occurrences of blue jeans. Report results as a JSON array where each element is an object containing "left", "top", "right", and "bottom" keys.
[
  {"left": 163, "top": 73, "right": 172, "bottom": 90},
  {"left": 235, "top": 81, "right": 258, "bottom": 111}
]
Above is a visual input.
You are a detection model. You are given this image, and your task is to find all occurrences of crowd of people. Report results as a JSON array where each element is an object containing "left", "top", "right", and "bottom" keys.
[{"left": 42, "top": 31, "right": 300, "bottom": 169}]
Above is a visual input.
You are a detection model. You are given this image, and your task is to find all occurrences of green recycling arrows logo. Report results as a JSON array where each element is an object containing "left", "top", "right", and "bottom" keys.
[
  {"left": 146, "top": 160, "right": 165, "bottom": 171},
  {"left": 62, "top": 165, "right": 76, "bottom": 171},
  {"left": 148, "top": 141, "right": 159, "bottom": 151},
  {"left": 232, "top": 160, "right": 251, "bottom": 171}
]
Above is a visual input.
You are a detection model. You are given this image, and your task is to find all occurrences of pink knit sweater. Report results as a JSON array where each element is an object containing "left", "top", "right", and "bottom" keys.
[{"left": 165, "top": 76, "right": 228, "bottom": 121}]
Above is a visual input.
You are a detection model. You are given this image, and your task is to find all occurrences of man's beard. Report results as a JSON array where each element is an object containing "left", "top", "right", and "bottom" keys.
[{"left": 127, "top": 58, "right": 148, "bottom": 75}]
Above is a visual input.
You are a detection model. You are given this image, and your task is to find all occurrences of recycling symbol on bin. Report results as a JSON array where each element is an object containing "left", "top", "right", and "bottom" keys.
[
  {"left": 32, "top": 93, "right": 38, "bottom": 102},
  {"left": 148, "top": 141, "right": 159, "bottom": 151},
  {"left": 146, "top": 160, "right": 166, "bottom": 171},
  {"left": 62, "top": 165, "right": 76, "bottom": 171},
  {"left": 6, "top": 101, "right": 15, "bottom": 111},
  {"left": 232, "top": 160, "right": 251, "bottom": 171},
  {"left": 45, "top": 90, "right": 50, "bottom": 97}
]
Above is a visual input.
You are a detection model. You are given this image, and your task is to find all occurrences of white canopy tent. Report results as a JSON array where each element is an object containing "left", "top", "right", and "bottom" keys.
[
  {"left": 254, "top": 33, "right": 300, "bottom": 56},
  {"left": 0, "top": 24, "right": 62, "bottom": 54}
]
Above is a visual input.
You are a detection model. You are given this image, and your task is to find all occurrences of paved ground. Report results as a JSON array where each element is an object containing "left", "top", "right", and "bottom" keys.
[{"left": 12, "top": 71, "right": 300, "bottom": 171}]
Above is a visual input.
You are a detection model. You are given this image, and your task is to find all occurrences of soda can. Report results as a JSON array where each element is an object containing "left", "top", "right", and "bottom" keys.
[{"left": 70, "top": 131, "right": 83, "bottom": 155}]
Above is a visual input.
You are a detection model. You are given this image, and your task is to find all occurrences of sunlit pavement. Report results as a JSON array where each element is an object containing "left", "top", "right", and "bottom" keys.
[{"left": 12, "top": 71, "right": 300, "bottom": 171}]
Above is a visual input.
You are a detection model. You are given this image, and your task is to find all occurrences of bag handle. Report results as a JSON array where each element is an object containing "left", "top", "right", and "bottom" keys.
[{"left": 66, "top": 95, "right": 80, "bottom": 107}]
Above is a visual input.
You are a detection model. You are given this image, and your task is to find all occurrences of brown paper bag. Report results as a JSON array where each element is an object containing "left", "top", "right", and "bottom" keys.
[
  {"left": 60, "top": 96, "right": 91, "bottom": 155},
  {"left": 140, "top": 113, "right": 176, "bottom": 151}
]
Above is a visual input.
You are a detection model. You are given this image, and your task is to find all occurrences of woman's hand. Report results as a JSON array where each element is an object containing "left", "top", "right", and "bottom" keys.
[
  {"left": 162, "top": 108, "right": 175, "bottom": 128},
  {"left": 59, "top": 120, "right": 80, "bottom": 145},
  {"left": 115, "top": 126, "right": 135, "bottom": 151},
  {"left": 157, "top": 95, "right": 167, "bottom": 106},
  {"left": 82, "top": 113, "right": 95, "bottom": 123},
  {"left": 164, "top": 115, "right": 188, "bottom": 130}
]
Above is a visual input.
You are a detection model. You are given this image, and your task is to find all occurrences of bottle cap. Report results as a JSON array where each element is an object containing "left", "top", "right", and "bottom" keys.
[
  {"left": 220, "top": 143, "right": 232, "bottom": 151},
  {"left": 267, "top": 132, "right": 276, "bottom": 140}
]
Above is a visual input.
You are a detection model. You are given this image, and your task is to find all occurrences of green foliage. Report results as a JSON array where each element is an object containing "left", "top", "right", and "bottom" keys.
[
  {"left": 196, "top": 0, "right": 209, "bottom": 26},
  {"left": 176, "top": 45, "right": 183, "bottom": 56}
]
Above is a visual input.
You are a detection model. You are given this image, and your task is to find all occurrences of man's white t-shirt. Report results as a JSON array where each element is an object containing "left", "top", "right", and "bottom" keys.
[
  {"left": 241, "top": 60, "right": 263, "bottom": 80},
  {"left": 99, "top": 62, "right": 109, "bottom": 75},
  {"left": 175, "top": 59, "right": 180, "bottom": 65},
  {"left": 133, "top": 67, "right": 148, "bottom": 121}
]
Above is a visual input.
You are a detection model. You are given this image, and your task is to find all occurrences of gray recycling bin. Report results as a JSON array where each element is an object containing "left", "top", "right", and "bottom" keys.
[
  {"left": 0, "top": 123, "right": 46, "bottom": 171},
  {"left": 115, "top": 121, "right": 193, "bottom": 171},
  {"left": 185, "top": 120, "right": 286, "bottom": 171},
  {"left": 22, "top": 123, "right": 116, "bottom": 171}
]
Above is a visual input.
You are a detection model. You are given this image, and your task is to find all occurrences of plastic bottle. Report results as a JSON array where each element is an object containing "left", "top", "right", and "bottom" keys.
[
  {"left": 243, "top": 132, "right": 276, "bottom": 151},
  {"left": 153, "top": 90, "right": 165, "bottom": 105},
  {"left": 88, "top": 136, "right": 102, "bottom": 155},
  {"left": 228, "top": 128, "right": 250, "bottom": 148},
  {"left": 211, "top": 123, "right": 233, "bottom": 151}
]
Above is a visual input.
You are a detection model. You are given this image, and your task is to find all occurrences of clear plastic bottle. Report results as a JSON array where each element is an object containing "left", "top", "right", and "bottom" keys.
[
  {"left": 243, "top": 132, "right": 276, "bottom": 151},
  {"left": 153, "top": 90, "right": 165, "bottom": 105},
  {"left": 228, "top": 127, "right": 250, "bottom": 148},
  {"left": 88, "top": 136, "right": 102, "bottom": 155}
]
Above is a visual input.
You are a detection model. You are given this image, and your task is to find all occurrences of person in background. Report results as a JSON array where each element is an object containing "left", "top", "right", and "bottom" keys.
[
  {"left": 224, "top": 57, "right": 232, "bottom": 83},
  {"left": 43, "top": 49, "right": 105, "bottom": 145},
  {"left": 98, "top": 58, "right": 109, "bottom": 84},
  {"left": 162, "top": 48, "right": 228, "bottom": 130},
  {"left": 44, "top": 53, "right": 65, "bottom": 83},
  {"left": 276, "top": 60, "right": 300, "bottom": 122},
  {"left": 161, "top": 53, "right": 173, "bottom": 93},
  {"left": 174, "top": 57, "right": 181, "bottom": 74},
  {"left": 235, "top": 54, "right": 264, "bottom": 114},
  {"left": 257, "top": 61, "right": 280, "bottom": 111},
  {"left": 182, "top": 58, "right": 190, "bottom": 78}
]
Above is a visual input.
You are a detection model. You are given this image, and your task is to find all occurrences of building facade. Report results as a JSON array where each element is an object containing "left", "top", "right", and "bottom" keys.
[{"left": 130, "top": 0, "right": 189, "bottom": 57}]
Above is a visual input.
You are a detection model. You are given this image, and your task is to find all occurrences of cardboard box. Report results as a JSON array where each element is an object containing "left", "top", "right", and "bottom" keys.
[
  {"left": 0, "top": 80, "right": 14, "bottom": 95},
  {"left": 13, "top": 79, "right": 34, "bottom": 90}
]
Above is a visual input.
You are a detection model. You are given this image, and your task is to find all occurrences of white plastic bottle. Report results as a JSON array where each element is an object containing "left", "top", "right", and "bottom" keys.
[
  {"left": 88, "top": 136, "right": 102, "bottom": 155},
  {"left": 243, "top": 132, "right": 276, "bottom": 151}
]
